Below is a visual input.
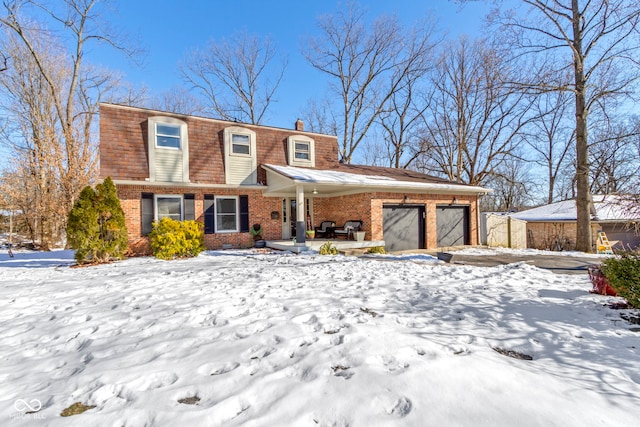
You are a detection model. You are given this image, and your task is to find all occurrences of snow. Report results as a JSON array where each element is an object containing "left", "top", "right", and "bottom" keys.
[
  {"left": 265, "top": 164, "right": 488, "bottom": 193},
  {"left": 1, "top": 248, "right": 639, "bottom": 426},
  {"left": 511, "top": 194, "right": 639, "bottom": 222}
]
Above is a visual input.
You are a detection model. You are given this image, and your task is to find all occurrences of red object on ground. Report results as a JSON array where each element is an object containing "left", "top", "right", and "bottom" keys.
[{"left": 587, "top": 266, "right": 617, "bottom": 296}]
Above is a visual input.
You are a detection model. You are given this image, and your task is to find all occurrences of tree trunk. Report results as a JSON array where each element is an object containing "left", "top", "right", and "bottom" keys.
[{"left": 572, "top": 0, "right": 592, "bottom": 252}]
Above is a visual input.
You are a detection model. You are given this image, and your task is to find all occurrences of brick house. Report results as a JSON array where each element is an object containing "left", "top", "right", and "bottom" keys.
[{"left": 99, "top": 103, "right": 489, "bottom": 254}]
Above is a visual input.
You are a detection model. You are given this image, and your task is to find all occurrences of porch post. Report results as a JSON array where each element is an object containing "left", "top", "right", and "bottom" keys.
[{"left": 296, "top": 184, "right": 306, "bottom": 244}]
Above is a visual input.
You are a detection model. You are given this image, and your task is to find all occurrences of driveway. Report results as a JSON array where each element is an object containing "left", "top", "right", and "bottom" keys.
[{"left": 445, "top": 251, "right": 604, "bottom": 275}]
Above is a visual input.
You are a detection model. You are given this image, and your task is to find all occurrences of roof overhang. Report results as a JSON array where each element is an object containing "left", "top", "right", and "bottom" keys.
[{"left": 262, "top": 164, "right": 491, "bottom": 197}]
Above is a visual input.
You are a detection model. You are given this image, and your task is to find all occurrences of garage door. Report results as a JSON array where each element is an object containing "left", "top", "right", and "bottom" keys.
[
  {"left": 601, "top": 223, "right": 640, "bottom": 250},
  {"left": 436, "top": 206, "right": 469, "bottom": 247},
  {"left": 383, "top": 205, "right": 425, "bottom": 252}
]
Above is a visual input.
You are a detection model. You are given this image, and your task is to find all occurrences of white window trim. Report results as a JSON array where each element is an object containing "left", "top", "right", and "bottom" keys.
[
  {"left": 214, "top": 195, "right": 239, "bottom": 233},
  {"left": 223, "top": 126, "right": 257, "bottom": 185},
  {"left": 230, "top": 133, "right": 252, "bottom": 157},
  {"left": 155, "top": 123, "right": 182, "bottom": 150},
  {"left": 154, "top": 194, "right": 183, "bottom": 221},
  {"left": 287, "top": 135, "right": 315, "bottom": 167},
  {"left": 148, "top": 116, "right": 190, "bottom": 182}
]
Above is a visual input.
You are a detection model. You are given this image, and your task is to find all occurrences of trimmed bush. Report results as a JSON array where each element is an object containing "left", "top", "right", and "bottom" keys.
[
  {"left": 366, "top": 246, "right": 386, "bottom": 254},
  {"left": 319, "top": 241, "right": 338, "bottom": 255},
  {"left": 150, "top": 218, "right": 205, "bottom": 260},
  {"left": 67, "top": 177, "right": 128, "bottom": 264},
  {"left": 601, "top": 252, "right": 640, "bottom": 308}
]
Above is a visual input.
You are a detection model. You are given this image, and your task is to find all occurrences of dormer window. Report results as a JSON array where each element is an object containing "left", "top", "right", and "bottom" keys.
[
  {"left": 156, "top": 124, "right": 181, "bottom": 149},
  {"left": 231, "top": 133, "right": 251, "bottom": 155},
  {"left": 223, "top": 126, "right": 257, "bottom": 185},
  {"left": 148, "top": 116, "right": 189, "bottom": 182},
  {"left": 287, "top": 135, "right": 315, "bottom": 167},
  {"left": 295, "top": 141, "right": 310, "bottom": 160}
]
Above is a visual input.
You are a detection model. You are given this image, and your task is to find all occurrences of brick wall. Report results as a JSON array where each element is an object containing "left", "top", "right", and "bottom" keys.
[
  {"left": 526, "top": 221, "right": 599, "bottom": 250},
  {"left": 99, "top": 103, "right": 339, "bottom": 183},
  {"left": 313, "top": 192, "right": 479, "bottom": 249},
  {"left": 118, "top": 184, "right": 282, "bottom": 254}
]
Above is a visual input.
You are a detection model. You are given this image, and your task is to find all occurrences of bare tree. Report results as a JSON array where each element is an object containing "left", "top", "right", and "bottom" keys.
[
  {"left": 303, "top": 3, "right": 434, "bottom": 163},
  {"left": 299, "top": 97, "right": 339, "bottom": 136},
  {"left": 415, "top": 37, "right": 535, "bottom": 186},
  {"left": 589, "top": 118, "right": 640, "bottom": 194},
  {"left": 524, "top": 89, "right": 575, "bottom": 204},
  {"left": 181, "top": 30, "right": 286, "bottom": 124},
  {"left": 0, "top": 0, "right": 137, "bottom": 248},
  {"left": 149, "top": 85, "right": 204, "bottom": 116},
  {"left": 481, "top": 0, "right": 640, "bottom": 251},
  {"left": 377, "top": 73, "right": 433, "bottom": 169},
  {"left": 480, "top": 156, "right": 535, "bottom": 211}
]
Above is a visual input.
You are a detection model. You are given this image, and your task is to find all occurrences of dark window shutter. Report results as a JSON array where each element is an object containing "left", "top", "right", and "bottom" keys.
[
  {"left": 141, "top": 193, "right": 154, "bottom": 236},
  {"left": 204, "top": 194, "right": 215, "bottom": 234},
  {"left": 184, "top": 194, "right": 195, "bottom": 221},
  {"left": 239, "top": 195, "right": 249, "bottom": 232}
]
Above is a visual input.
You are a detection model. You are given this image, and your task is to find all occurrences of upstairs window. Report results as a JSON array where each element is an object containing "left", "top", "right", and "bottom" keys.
[
  {"left": 223, "top": 126, "right": 257, "bottom": 185},
  {"left": 287, "top": 135, "right": 315, "bottom": 167},
  {"left": 148, "top": 116, "right": 189, "bottom": 182},
  {"left": 294, "top": 141, "right": 310, "bottom": 160},
  {"left": 231, "top": 133, "right": 251, "bottom": 155},
  {"left": 156, "top": 124, "right": 181, "bottom": 149}
]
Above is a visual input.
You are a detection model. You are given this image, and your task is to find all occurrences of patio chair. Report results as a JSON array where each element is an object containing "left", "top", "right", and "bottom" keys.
[
  {"left": 334, "top": 220, "right": 362, "bottom": 240},
  {"left": 315, "top": 221, "right": 336, "bottom": 238}
]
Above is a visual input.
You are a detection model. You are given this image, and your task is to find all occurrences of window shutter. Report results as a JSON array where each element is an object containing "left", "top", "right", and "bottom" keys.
[
  {"left": 184, "top": 194, "right": 195, "bottom": 221},
  {"left": 204, "top": 194, "right": 215, "bottom": 234},
  {"left": 239, "top": 195, "right": 249, "bottom": 232},
  {"left": 141, "top": 193, "right": 154, "bottom": 236}
]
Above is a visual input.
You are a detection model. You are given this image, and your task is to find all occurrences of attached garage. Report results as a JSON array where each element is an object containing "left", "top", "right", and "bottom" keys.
[
  {"left": 383, "top": 205, "right": 425, "bottom": 251},
  {"left": 436, "top": 206, "right": 469, "bottom": 247}
]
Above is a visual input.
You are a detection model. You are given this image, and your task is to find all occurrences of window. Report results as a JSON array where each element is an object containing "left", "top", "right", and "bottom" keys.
[
  {"left": 287, "top": 135, "right": 315, "bottom": 167},
  {"left": 148, "top": 117, "right": 189, "bottom": 182},
  {"left": 156, "top": 195, "right": 183, "bottom": 221},
  {"left": 223, "top": 126, "right": 257, "bottom": 185},
  {"left": 215, "top": 196, "right": 238, "bottom": 232},
  {"left": 156, "top": 124, "right": 181, "bottom": 149},
  {"left": 231, "top": 134, "right": 251, "bottom": 155},
  {"left": 183, "top": 194, "right": 195, "bottom": 221},
  {"left": 294, "top": 141, "right": 310, "bottom": 160},
  {"left": 205, "top": 194, "right": 249, "bottom": 234}
]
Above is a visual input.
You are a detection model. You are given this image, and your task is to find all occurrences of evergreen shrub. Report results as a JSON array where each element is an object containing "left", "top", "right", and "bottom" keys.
[
  {"left": 601, "top": 252, "right": 640, "bottom": 308},
  {"left": 150, "top": 218, "right": 205, "bottom": 260},
  {"left": 67, "top": 177, "right": 128, "bottom": 264}
]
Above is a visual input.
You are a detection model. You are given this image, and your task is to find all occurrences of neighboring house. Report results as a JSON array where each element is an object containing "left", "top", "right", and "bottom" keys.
[
  {"left": 99, "top": 103, "right": 489, "bottom": 254},
  {"left": 510, "top": 195, "right": 640, "bottom": 250}
]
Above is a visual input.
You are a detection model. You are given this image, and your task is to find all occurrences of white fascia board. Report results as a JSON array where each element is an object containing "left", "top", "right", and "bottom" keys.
[
  {"left": 112, "top": 179, "right": 266, "bottom": 190},
  {"left": 262, "top": 164, "right": 491, "bottom": 195}
]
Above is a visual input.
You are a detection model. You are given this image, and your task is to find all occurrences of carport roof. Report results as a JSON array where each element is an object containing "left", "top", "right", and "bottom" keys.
[{"left": 262, "top": 164, "right": 490, "bottom": 196}]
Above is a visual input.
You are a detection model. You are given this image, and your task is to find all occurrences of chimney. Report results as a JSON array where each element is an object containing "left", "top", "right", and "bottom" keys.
[{"left": 295, "top": 118, "right": 304, "bottom": 131}]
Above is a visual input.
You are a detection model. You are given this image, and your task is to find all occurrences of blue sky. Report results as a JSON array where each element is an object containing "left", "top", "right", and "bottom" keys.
[{"left": 95, "top": 0, "right": 490, "bottom": 129}]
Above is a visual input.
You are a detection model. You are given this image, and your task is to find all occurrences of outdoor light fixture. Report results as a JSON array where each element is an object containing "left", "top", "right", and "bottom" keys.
[
  {"left": 452, "top": 197, "right": 458, "bottom": 205},
  {"left": 403, "top": 194, "right": 409, "bottom": 203},
  {"left": 312, "top": 188, "right": 318, "bottom": 195}
]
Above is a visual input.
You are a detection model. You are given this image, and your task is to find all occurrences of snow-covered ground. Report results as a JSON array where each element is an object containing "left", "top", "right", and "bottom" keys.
[{"left": 1, "top": 248, "right": 639, "bottom": 426}]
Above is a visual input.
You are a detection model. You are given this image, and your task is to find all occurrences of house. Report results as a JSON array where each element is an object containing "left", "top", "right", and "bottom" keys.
[
  {"left": 510, "top": 195, "right": 640, "bottom": 250},
  {"left": 99, "top": 103, "right": 490, "bottom": 254}
]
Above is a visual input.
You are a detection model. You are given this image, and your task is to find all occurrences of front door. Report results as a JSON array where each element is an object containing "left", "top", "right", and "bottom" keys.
[{"left": 282, "top": 198, "right": 312, "bottom": 239}]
